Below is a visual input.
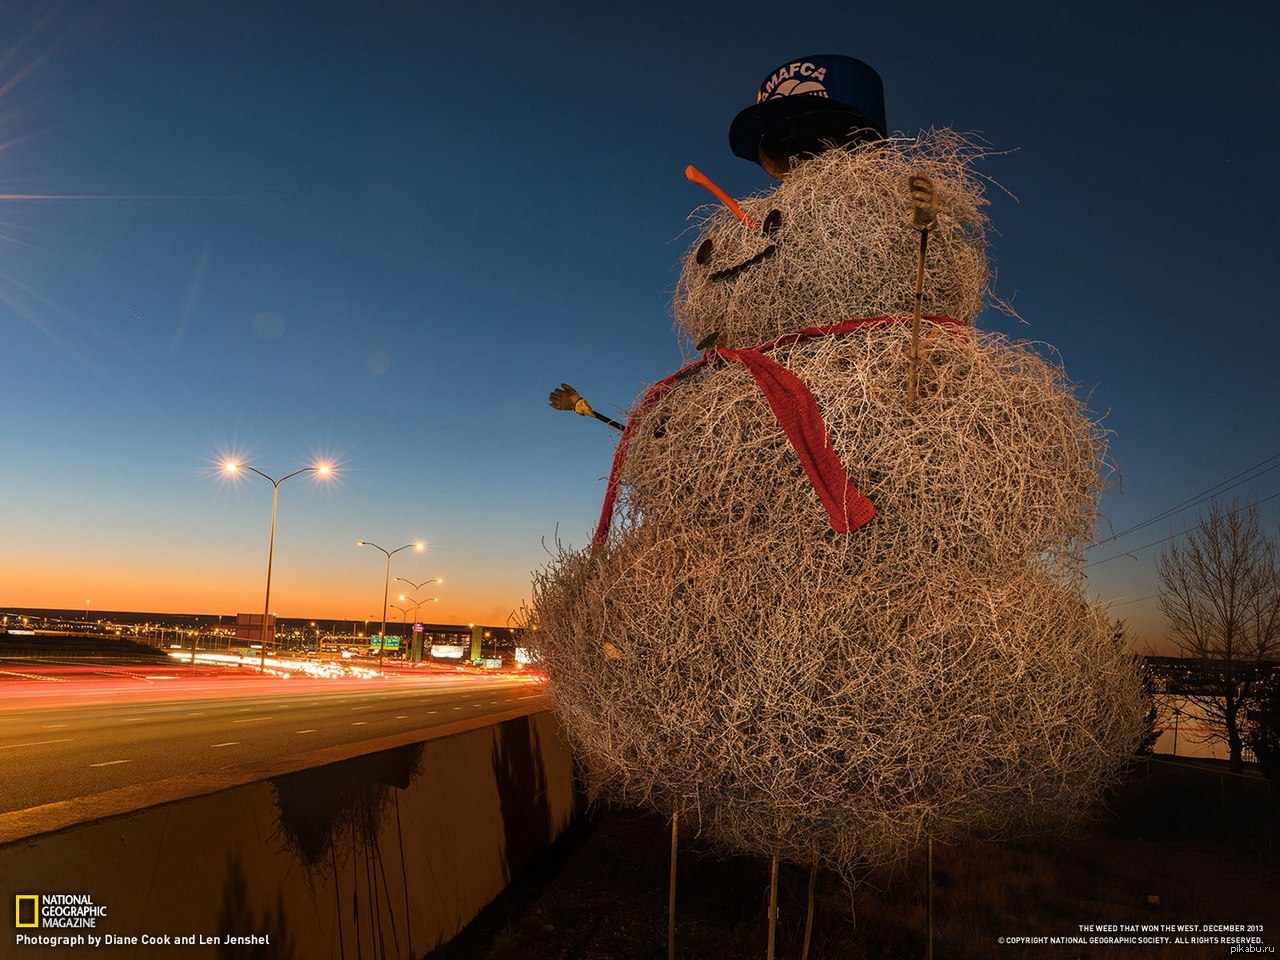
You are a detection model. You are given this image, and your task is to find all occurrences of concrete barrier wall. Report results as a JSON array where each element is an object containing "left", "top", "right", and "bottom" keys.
[{"left": 2, "top": 710, "right": 580, "bottom": 958}]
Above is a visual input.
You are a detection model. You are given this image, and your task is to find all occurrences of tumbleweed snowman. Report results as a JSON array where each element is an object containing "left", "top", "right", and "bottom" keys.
[{"left": 534, "top": 55, "right": 1145, "bottom": 877}]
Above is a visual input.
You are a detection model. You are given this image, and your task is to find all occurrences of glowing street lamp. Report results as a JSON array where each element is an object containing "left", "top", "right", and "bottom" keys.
[
  {"left": 397, "top": 594, "right": 440, "bottom": 620},
  {"left": 357, "top": 540, "right": 425, "bottom": 668},
  {"left": 223, "top": 460, "right": 333, "bottom": 669}
]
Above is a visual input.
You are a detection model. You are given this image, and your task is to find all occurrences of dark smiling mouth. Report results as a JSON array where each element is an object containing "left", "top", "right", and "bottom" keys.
[{"left": 709, "top": 244, "right": 777, "bottom": 283}]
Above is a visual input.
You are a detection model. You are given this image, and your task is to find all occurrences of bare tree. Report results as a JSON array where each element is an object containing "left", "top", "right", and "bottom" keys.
[
  {"left": 1247, "top": 683, "right": 1280, "bottom": 783},
  {"left": 1157, "top": 501, "right": 1280, "bottom": 773}
]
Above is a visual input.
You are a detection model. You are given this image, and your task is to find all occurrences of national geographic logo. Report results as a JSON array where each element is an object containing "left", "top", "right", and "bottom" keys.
[{"left": 14, "top": 893, "right": 107, "bottom": 928}]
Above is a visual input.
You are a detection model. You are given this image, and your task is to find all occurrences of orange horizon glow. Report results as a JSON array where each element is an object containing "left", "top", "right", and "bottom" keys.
[
  {"left": 0, "top": 590, "right": 518, "bottom": 629},
  {"left": 0, "top": 555, "right": 523, "bottom": 628},
  {"left": 0, "top": 558, "right": 1162, "bottom": 649}
]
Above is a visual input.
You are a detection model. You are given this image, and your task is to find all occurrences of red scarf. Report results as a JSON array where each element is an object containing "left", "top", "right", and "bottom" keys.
[{"left": 592, "top": 315, "right": 964, "bottom": 551}]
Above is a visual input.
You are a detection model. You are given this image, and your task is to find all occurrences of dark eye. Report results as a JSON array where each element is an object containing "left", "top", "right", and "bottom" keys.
[
  {"left": 762, "top": 209, "right": 783, "bottom": 236},
  {"left": 695, "top": 237, "right": 713, "bottom": 265}
]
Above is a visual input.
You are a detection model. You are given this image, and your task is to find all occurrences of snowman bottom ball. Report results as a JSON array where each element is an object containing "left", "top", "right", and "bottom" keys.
[{"left": 531, "top": 530, "right": 1146, "bottom": 874}]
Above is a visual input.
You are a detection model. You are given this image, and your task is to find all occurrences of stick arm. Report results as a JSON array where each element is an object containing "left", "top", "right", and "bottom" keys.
[{"left": 549, "top": 383, "right": 625, "bottom": 431}]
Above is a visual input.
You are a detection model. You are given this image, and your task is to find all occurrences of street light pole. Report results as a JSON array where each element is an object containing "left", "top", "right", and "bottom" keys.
[
  {"left": 397, "top": 595, "right": 440, "bottom": 622},
  {"left": 392, "top": 604, "right": 411, "bottom": 636},
  {"left": 224, "top": 461, "right": 332, "bottom": 670},
  {"left": 262, "top": 478, "right": 281, "bottom": 669},
  {"left": 357, "top": 540, "right": 424, "bottom": 670},
  {"left": 397, "top": 593, "right": 439, "bottom": 656},
  {"left": 395, "top": 577, "right": 443, "bottom": 664},
  {"left": 394, "top": 576, "right": 442, "bottom": 594}
]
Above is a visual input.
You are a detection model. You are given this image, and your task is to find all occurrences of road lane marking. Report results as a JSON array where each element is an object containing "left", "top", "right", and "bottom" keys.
[
  {"left": 0, "top": 738, "right": 74, "bottom": 750},
  {"left": 295, "top": 729, "right": 317, "bottom": 734},
  {"left": 351, "top": 721, "right": 367, "bottom": 726},
  {"left": 452, "top": 706, "right": 463, "bottom": 711},
  {"left": 0, "top": 669, "right": 65, "bottom": 682},
  {"left": 351, "top": 705, "right": 374, "bottom": 711},
  {"left": 121, "top": 717, "right": 145, "bottom": 722},
  {"left": 428, "top": 710, "right": 438, "bottom": 714},
  {"left": 210, "top": 741, "right": 240, "bottom": 748},
  {"left": 90, "top": 759, "right": 130, "bottom": 767},
  {"left": 41, "top": 724, "right": 69, "bottom": 729},
  {"left": 394, "top": 715, "right": 407, "bottom": 719},
  {"left": 232, "top": 716, "right": 273, "bottom": 723}
]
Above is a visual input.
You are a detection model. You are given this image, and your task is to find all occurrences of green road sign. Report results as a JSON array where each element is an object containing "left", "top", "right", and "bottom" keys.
[{"left": 369, "top": 635, "right": 401, "bottom": 650}]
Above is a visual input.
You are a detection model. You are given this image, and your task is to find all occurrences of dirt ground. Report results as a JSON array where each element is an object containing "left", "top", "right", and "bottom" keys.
[{"left": 428, "top": 762, "right": 1279, "bottom": 960}]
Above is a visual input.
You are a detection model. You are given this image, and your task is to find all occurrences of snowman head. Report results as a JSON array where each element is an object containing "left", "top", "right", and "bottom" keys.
[{"left": 673, "top": 130, "right": 991, "bottom": 353}]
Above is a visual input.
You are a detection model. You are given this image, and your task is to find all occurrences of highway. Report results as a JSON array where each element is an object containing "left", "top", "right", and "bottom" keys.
[{"left": 0, "top": 660, "right": 548, "bottom": 816}]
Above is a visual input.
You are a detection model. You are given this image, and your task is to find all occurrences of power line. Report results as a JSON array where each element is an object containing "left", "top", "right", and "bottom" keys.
[
  {"left": 1086, "top": 489, "right": 1280, "bottom": 568},
  {"left": 1091, "top": 451, "right": 1280, "bottom": 548},
  {"left": 1108, "top": 592, "right": 1159, "bottom": 607}
]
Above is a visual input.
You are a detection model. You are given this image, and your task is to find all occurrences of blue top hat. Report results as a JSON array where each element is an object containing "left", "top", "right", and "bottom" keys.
[{"left": 729, "top": 55, "right": 887, "bottom": 173}]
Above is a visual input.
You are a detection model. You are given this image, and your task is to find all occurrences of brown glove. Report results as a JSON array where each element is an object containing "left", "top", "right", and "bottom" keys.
[{"left": 550, "top": 383, "right": 593, "bottom": 417}]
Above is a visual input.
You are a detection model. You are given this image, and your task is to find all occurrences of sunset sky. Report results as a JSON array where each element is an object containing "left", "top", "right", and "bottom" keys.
[{"left": 1, "top": 3, "right": 1277, "bottom": 642}]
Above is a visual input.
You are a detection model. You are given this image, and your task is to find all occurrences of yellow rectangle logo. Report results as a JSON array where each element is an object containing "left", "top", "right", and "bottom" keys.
[{"left": 15, "top": 894, "right": 39, "bottom": 927}]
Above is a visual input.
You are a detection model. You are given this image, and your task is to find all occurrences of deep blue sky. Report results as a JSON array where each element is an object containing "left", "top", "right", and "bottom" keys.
[{"left": 1, "top": 2, "right": 1277, "bottom": 641}]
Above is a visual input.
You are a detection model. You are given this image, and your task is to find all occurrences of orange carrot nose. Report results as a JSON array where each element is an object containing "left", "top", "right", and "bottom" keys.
[{"left": 685, "top": 165, "right": 757, "bottom": 231}]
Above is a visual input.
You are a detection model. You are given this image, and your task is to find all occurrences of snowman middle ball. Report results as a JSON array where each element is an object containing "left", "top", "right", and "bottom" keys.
[{"left": 615, "top": 321, "right": 1109, "bottom": 573}]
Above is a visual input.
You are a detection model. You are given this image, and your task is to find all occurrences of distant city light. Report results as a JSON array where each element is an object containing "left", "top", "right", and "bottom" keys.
[{"left": 167, "top": 650, "right": 378, "bottom": 679}]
